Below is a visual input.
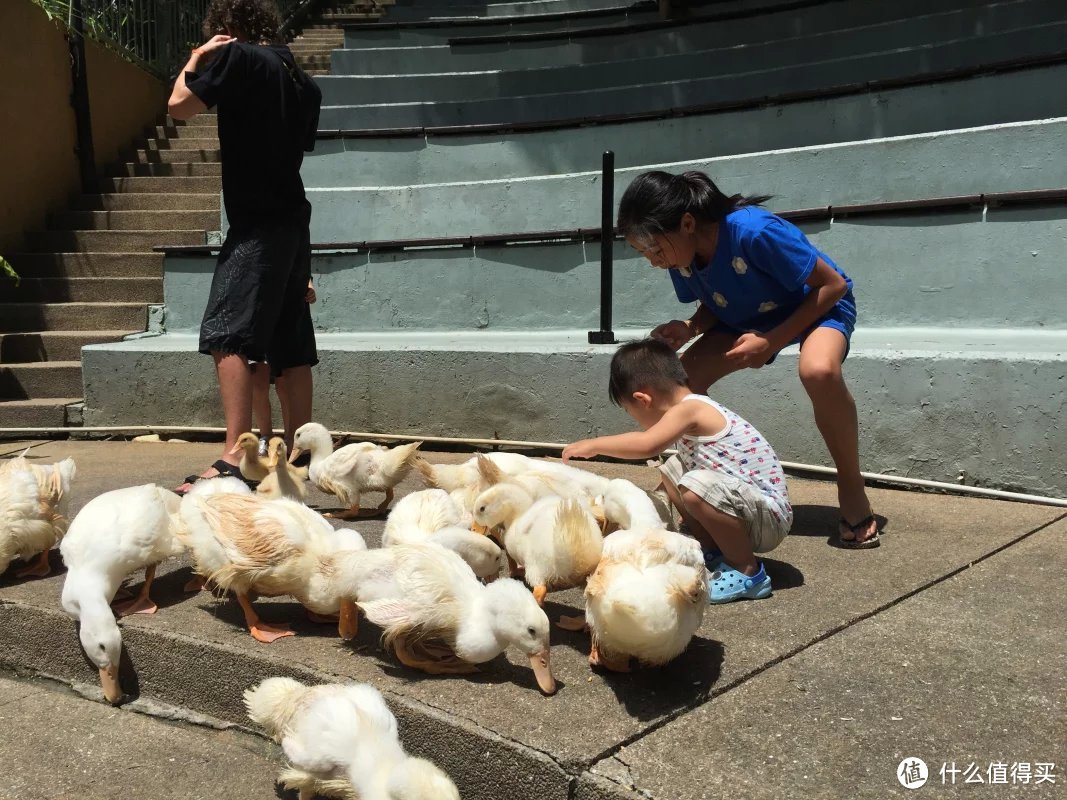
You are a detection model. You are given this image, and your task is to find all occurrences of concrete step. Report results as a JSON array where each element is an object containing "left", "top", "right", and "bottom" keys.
[
  {"left": 71, "top": 193, "right": 220, "bottom": 211},
  {"left": 50, "top": 210, "right": 219, "bottom": 232},
  {"left": 9, "top": 277, "right": 162, "bottom": 303},
  {"left": 0, "top": 398, "right": 79, "bottom": 428},
  {"left": 0, "top": 303, "right": 147, "bottom": 333},
  {"left": 141, "top": 137, "right": 222, "bottom": 151},
  {"left": 150, "top": 125, "right": 219, "bottom": 141},
  {"left": 165, "top": 118, "right": 218, "bottom": 130},
  {"left": 5, "top": 252, "right": 164, "bottom": 279},
  {"left": 25, "top": 230, "right": 206, "bottom": 253},
  {"left": 111, "top": 162, "right": 222, "bottom": 178},
  {"left": 133, "top": 148, "right": 221, "bottom": 164},
  {"left": 307, "top": 69, "right": 331, "bottom": 76},
  {"left": 0, "top": 331, "right": 135, "bottom": 363},
  {"left": 0, "top": 362, "right": 83, "bottom": 399},
  {"left": 99, "top": 176, "right": 221, "bottom": 194}
]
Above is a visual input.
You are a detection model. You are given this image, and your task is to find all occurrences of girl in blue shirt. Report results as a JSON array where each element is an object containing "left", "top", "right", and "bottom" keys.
[{"left": 618, "top": 170, "right": 879, "bottom": 548}]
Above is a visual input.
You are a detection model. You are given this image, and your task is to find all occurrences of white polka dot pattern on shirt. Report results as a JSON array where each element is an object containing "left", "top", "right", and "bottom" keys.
[
  {"left": 758, "top": 301, "right": 778, "bottom": 313},
  {"left": 732, "top": 257, "right": 748, "bottom": 275},
  {"left": 713, "top": 292, "right": 728, "bottom": 307}
]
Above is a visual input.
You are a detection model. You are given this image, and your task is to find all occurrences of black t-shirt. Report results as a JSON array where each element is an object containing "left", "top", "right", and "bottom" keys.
[{"left": 186, "top": 43, "right": 322, "bottom": 226}]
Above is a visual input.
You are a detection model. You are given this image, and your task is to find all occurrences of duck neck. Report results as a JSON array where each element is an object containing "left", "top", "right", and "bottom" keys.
[
  {"left": 453, "top": 596, "right": 502, "bottom": 663},
  {"left": 307, "top": 431, "right": 334, "bottom": 469}
]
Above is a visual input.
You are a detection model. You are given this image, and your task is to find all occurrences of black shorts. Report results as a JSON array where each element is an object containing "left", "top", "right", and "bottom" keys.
[{"left": 199, "top": 201, "right": 318, "bottom": 376}]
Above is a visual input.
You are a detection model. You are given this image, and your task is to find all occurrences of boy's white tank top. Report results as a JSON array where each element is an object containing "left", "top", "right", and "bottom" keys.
[{"left": 676, "top": 394, "right": 791, "bottom": 514}]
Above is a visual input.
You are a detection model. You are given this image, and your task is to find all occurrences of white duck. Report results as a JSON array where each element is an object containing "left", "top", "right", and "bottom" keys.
[
  {"left": 175, "top": 492, "right": 367, "bottom": 642},
  {"left": 0, "top": 453, "right": 76, "bottom": 578},
  {"left": 579, "top": 527, "right": 708, "bottom": 672},
  {"left": 382, "top": 489, "right": 501, "bottom": 582},
  {"left": 597, "top": 478, "right": 665, "bottom": 532},
  {"left": 257, "top": 437, "right": 308, "bottom": 502},
  {"left": 354, "top": 543, "right": 556, "bottom": 694},
  {"left": 245, "top": 677, "right": 459, "bottom": 800},
  {"left": 59, "top": 482, "right": 192, "bottom": 704},
  {"left": 292, "top": 424, "right": 421, "bottom": 519},
  {"left": 473, "top": 484, "right": 602, "bottom": 606}
]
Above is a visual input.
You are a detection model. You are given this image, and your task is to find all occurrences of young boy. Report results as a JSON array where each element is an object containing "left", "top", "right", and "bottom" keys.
[{"left": 563, "top": 339, "right": 792, "bottom": 603}]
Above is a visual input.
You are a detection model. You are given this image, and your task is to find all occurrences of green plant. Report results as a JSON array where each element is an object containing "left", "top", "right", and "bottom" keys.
[{"left": 1, "top": 255, "right": 19, "bottom": 287}]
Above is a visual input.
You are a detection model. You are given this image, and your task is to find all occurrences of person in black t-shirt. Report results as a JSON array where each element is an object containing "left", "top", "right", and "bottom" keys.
[{"left": 167, "top": 0, "right": 322, "bottom": 493}]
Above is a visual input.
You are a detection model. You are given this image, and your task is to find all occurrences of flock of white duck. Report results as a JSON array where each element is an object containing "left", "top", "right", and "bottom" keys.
[{"left": 0, "top": 422, "right": 709, "bottom": 800}]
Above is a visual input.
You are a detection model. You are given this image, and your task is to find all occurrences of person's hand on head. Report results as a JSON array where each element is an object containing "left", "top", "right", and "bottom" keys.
[
  {"left": 194, "top": 34, "right": 235, "bottom": 58},
  {"left": 650, "top": 319, "right": 694, "bottom": 351}
]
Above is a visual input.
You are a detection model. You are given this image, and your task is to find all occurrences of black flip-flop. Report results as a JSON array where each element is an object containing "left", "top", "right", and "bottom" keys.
[
  {"left": 837, "top": 514, "right": 881, "bottom": 549},
  {"left": 175, "top": 459, "right": 257, "bottom": 495}
]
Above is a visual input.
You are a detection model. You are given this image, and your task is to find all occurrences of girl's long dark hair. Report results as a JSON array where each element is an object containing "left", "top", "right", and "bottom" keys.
[{"left": 617, "top": 170, "right": 772, "bottom": 242}]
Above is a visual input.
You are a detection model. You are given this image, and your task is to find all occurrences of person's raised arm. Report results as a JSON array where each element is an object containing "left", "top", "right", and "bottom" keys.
[
  {"left": 562, "top": 403, "right": 695, "bottom": 462},
  {"left": 168, "top": 35, "right": 234, "bottom": 120}
]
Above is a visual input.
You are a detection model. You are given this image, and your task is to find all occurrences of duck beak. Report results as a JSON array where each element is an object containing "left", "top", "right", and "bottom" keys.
[
  {"left": 528, "top": 648, "right": 556, "bottom": 695},
  {"left": 267, "top": 452, "right": 279, "bottom": 468},
  {"left": 288, "top": 446, "right": 302, "bottom": 464},
  {"left": 227, "top": 443, "right": 242, "bottom": 455},
  {"left": 99, "top": 664, "right": 124, "bottom": 705},
  {"left": 338, "top": 599, "right": 359, "bottom": 640},
  {"left": 470, "top": 522, "right": 488, "bottom": 535}
]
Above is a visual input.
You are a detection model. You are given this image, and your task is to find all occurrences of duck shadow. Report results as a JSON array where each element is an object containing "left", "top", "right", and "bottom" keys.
[
  {"left": 118, "top": 566, "right": 200, "bottom": 613},
  {"left": 789, "top": 504, "right": 890, "bottom": 547},
  {"left": 0, "top": 550, "right": 66, "bottom": 586},
  {"left": 543, "top": 599, "right": 723, "bottom": 721}
]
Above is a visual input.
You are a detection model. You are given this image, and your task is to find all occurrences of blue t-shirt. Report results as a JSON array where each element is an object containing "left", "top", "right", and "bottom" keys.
[{"left": 669, "top": 206, "right": 855, "bottom": 335}]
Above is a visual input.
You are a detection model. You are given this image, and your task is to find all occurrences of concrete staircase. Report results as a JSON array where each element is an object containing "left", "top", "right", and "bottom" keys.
[{"left": 0, "top": 1, "right": 387, "bottom": 429}]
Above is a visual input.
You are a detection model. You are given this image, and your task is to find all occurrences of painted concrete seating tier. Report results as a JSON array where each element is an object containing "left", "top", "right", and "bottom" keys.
[
  {"left": 318, "top": 25, "right": 1067, "bottom": 128},
  {"left": 385, "top": 0, "right": 642, "bottom": 19},
  {"left": 332, "top": 0, "right": 1051, "bottom": 75}
]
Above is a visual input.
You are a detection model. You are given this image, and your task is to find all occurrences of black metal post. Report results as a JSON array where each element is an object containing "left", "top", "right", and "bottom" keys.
[
  {"left": 69, "top": 0, "right": 98, "bottom": 194},
  {"left": 588, "top": 150, "right": 617, "bottom": 345}
]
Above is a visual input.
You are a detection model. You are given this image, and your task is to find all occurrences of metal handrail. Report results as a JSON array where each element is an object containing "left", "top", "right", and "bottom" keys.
[{"left": 153, "top": 188, "right": 1067, "bottom": 255}]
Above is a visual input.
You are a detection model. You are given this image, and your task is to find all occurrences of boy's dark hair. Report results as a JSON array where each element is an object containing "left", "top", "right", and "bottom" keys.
[
  {"left": 608, "top": 339, "right": 690, "bottom": 406},
  {"left": 203, "top": 0, "right": 281, "bottom": 43},
  {"left": 617, "top": 170, "right": 772, "bottom": 244}
]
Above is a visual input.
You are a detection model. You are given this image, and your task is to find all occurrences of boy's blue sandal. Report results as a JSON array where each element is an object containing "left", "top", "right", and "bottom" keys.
[{"left": 708, "top": 562, "right": 773, "bottom": 604}]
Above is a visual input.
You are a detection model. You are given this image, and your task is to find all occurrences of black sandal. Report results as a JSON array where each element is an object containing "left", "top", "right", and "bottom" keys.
[
  {"left": 837, "top": 514, "right": 881, "bottom": 549},
  {"left": 175, "top": 459, "right": 257, "bottom": 495}
]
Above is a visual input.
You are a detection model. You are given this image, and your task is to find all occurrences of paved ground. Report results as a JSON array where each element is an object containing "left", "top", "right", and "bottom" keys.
[{"left": 0, "top": 438, "right": 1063, "bottom": 799}]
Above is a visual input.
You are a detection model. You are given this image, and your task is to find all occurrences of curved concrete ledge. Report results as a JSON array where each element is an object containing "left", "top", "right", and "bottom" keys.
[
  {"left": 0, "top": 445, "right": 1062, "bottom": 798},
  {"left": 330, "top": 0, "right": 1057, "bottom": 77},
  {"left": 81, "top": 328, "right": 1067, "bottom": 494},
  {"left": 317, "top": 26, "right": 1066, "bottom": 128},
  {"left": 303, "top": 120, "right": 1067, "bottom": 239}
]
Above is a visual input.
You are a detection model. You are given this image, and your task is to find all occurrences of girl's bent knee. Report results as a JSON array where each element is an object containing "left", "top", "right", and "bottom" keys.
[{"left": 799, "top": 360, "right": 843, "bottom": 391}]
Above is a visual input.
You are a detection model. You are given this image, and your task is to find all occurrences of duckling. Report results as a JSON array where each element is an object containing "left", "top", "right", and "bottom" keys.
[
  {"left": 581, "top": 528, "right": 708, "bottom": 672},
  {"left": 175, "top": 492, "right": 367, "bottom": 642},
  {"left": 354, "top": 543, "right": 556, "bottom": 694},
  {"left": 257, "top": 438, "right": 308, "bottom": 502},
  {"left": 487, "top": 494, "right": 603, "bottom": 606},
  {"left": 382, "top": 489, "right": 501, "bottom": 581},
  {"left": 230, "top": 432, "right": 271, "bottom": 483},
  {"left": 59, "top": 483, "right": 186, "bottom": 703},
  {"left": 292, "top": 423, "right": 421, "bottom": 519},
  {"left": 0, "top": 453, "right": 76, "bottom": 578},
  {"left": 245, "top": 677, "right": 460, "bottom": 800}
]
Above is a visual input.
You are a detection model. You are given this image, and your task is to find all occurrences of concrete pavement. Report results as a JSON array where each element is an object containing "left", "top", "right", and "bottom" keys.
[{"left": 0, "top": 439, "right": 1063, "bottom": 799}]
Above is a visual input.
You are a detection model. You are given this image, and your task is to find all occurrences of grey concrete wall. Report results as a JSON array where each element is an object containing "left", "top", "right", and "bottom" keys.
[
  {"left": 303, "top": 120, "right": 1067, "bottom": 239},
  {"left": 164, "top": 206, "right": 1067, "bottom": 333},
  {"left": 333, "top": 0, "right": 1008, "bottom": 75},
  {"left": 318, "top": 25, "right": 1065, "bottom": 129},
  {"left": 319, "top": 15, "right": 1065, "bottom": 106},
  {"left": 342, "top": 14, "right": 641, "bottom": 48},
  {"left": 80, "top": 328, "right": 1067, "bottom": 496}
]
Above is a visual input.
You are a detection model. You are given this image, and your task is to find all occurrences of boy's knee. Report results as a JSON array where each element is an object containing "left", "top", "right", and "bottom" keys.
[
  {"left": 799, "top": 359, "right": 841, "bottom": 391},
  {"left": 679, "top": 488, "right": 703, "bottom": 510}
]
